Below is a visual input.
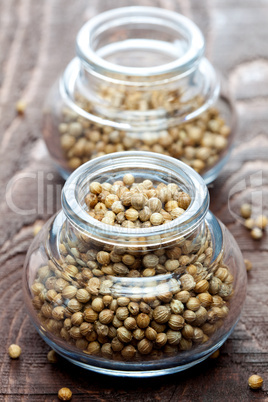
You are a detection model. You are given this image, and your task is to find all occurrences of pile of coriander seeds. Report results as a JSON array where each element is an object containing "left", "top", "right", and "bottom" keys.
[
  {"left": 31, "top": 176, "right": 234, "bottom": 361},
  {"left": 85, "top": 174, "right": 192, "bottom": 229},
  {"left": 58, "top": 88, "right": 231, "bottom": 174}
]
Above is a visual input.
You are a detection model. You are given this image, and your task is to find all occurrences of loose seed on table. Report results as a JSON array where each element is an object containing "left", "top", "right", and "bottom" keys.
[
  {"left": 209, "top": 349, "right": 220, "bottom": 359},
  {"left": 33, "top": 224, "right": 43, "bottom": 236},
  {"left": 16, "top": 100, "right": 26, "bottom": 115},
  {"left": 244, "top": 259, "right": 252, "bottom": 272},
  {"left": 256, "top": 215, "right": 268, "bottom": 229},
  {"left": 248, "top": 375, "right": 263, "bottom": 390},
  {"left": 240, "top": 203, "right": 252, "bottom": 219},
  {"left": 47, "top": 349, "right": 58, "bottom": 363},
  {"left": 58, "top": 387, "right": 72, "bottom": 401},
  {"left": 8, "top": 344, "right": 21, "bottom": 359},
  {"left": 244, "top": 218, "right": 254, "bottom": 230},
  {"left": 250, "top": 227, "right": 263, "bottom": 240}
]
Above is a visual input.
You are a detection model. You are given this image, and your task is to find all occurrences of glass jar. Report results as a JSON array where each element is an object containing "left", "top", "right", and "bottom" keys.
[
  {"left": 23, "top": 152, "right": 246, "bottom": 377},
  {"left": 42, "top": 7, "right": 236, "bottom": 183}
]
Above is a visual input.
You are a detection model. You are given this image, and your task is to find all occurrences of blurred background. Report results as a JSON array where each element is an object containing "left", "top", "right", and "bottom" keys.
[
  {"left": 1, "top": 0, "right": 267, "bottom": 232},
  {"left": 1, "top": 0, "right": 267, "bottom": 231}
]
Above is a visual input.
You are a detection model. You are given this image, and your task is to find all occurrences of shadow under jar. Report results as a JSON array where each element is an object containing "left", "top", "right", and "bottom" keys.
[
  {"left": 42, "top": 7, "right": 236, "bottom": 183},
  {"left": 23, "top": 152, "right": 246, "bottom": 377}
]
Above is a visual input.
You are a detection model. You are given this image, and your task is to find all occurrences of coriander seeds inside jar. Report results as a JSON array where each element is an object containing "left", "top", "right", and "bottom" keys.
[
  {"left": 42, "top": 7, "right": 236, "bottom": 183},
  {"left": 23, "top": 152, "right": 246, "bottom": 377}
]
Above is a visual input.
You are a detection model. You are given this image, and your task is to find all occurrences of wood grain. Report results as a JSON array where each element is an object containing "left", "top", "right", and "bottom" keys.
[{"left": 0, "top": 0, "right": 268, "bottom": 400}]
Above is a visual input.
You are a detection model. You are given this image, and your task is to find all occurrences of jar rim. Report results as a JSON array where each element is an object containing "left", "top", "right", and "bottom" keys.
[
  {"left": 76, "top": 6, "right": 205, "bottom": 78},
  {"left": 62, "top": 151, "right": 209, "bottom": 247}
]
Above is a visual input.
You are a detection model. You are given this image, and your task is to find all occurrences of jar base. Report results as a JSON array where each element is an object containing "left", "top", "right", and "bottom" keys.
[
  {"left": 35, "top": 322, "right": 238, "bottom": 377},
  {"left": 55, "top": 145, "right": 233, "bottom": 185}
]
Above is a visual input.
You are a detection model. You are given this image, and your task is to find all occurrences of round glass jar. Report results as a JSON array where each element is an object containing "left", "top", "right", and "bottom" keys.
[
  {"left": 42, "top": 7, "right": 236, "bottom": 183},
  {"left": 23, "top": 152, "right": 246, "bottom": 377}
]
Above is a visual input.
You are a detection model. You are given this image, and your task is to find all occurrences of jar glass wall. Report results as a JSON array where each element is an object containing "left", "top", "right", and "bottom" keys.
[
  {"left": 42, "top": 7, "right": 236, "bottom": 182},
  {"left": 23, "top": 152, "right": 246, "bottom": 377}
]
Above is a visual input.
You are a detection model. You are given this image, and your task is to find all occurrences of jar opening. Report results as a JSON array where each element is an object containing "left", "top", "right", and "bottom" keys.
[
  {"left": 61, "top": 7, "right": 219, "bottom": 133},
  {"left": 62, "top": 152, "right": 209, "bottom": 247},
  {"left": 76, "top": 7, "right": 204, "bottom": 78}
]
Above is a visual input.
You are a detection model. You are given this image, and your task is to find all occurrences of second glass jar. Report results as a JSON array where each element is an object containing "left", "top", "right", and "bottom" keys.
[{"left": 43, "top": 6, "right": 236, "bottom": 183}]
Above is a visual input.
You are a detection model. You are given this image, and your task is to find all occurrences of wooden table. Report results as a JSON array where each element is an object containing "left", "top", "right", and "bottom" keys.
[{"left": 1, "top": 0, "right": 268, "bottom": 400}]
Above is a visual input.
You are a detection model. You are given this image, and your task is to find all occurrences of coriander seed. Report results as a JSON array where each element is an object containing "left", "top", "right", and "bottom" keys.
[
  {"left": 8, "top": 344, "right": 21, "bottom": 359},
  {"left": 153, "top": 306, "right": 171, "bottom": 324},
  {"left": 105, "top": 194, "right": 119, "bottom": 209},
  {"left": 256, "top": 215, "right": 268, "bottom": 229},
  {"left": 244, "top": 259, "right": 252, "bottom": 272},
  {"left": 240, "top": 203, "right": 252, "bottom": 219},
  {"left": 84, "top": 308, "right": 98, "bottom": 322},
  {"left": 47, "top": 349, "right": 58, "bottom": 363},
  {"left": 124, "top": 317, "right": 137, "bottom": 331},
  {"left": 87, "top": 341, "right": 101, "bottom": 355},
  {"left": 16, "top": 99, "right": 26, "bottom": 114},
  {"left": 177, "top": 192, "right": 191, "bottom": 210},
  {"left": 139, "top": 206, "right": 151, "bottom": 222},
  {"left": 244, "top": 218, "right": 254, "bottom": 230},
  {"left": 148, "top": 197, "right": 162, "bottom": 213},
  {"left": 166, "top": 330, "right": 182, "bottom": 345},
  {"left": 145, "top": 327, "right": 157, "bottom": 341},
  {"left": 133, "top": 328, "right": 145, "bottom": 341},
  {"left": 181, "top": 324, "right": 194, "bottom": 339},
  {"left": 248, "top": 375, "right": 263, "bottom": 390},
  {"left": 122, "top": 254, "right": 135, "bottom": 266},
  {"left": 117, "top": 296, "right": 130, "bottom": 307},
  {"left": 121, "top": 345, "right": 136, "bottom": 359},
  {"left": 136, "top": 313, "right": 150, "bottom": 329},
  {"left": 138, "top": 338, "right": 153, "bottom": 355},
  {"left": 90, "top": 182, "right": 102, "bottom": 194},
  {"left": 131, "top": 193, "right": 147, "bottom": 210},
  {"left": 71, "top": 312, "right": 83, "bottom": 326},
  {"left": 99, "top": 309, "right": 114, "bottom": 324},
  {"left": 116, "top": 307, "right": 129, "bottom": 321},
  {"left": 125, "top": 208, "right": 139, "bottom": 222},
  {"left": 96, "top": 251, "right": 110, "bottom": 265},
  {"left": 165, "top": 259, "right": 180, "bottom": 272},
  {"left": 209, "top": 349, "right": 220, "bottom": 359},
  {"left": 123, "top": 174, "right": 135, "bottom": 186},
  {"left": 76, "top": 289, "right": 90, "bottom": 303},
  {"left": 251, "top": 227, "right": 263, "bottom": 240},
  {"left": 58, "top": 387, "right": 72, "bottom": 401},
  {"left": 91, "top": 297, "right": 104, "bottom": 312},
  {"left": 175, "top": 290, "right": 190, "bottom": 303},
  {"left": 150, "top": 213, "right": 164, "bottom": 226},
  {"left": 112, "top": 201, "right": 125, "bottom": 214},
  {"left": 117, "top": 327, "right": 132, "bottom": 343},
  {"left": 180, "top": 274, "right": 196, "bottom": 291},
  {"left": 170, "top": 299, "right": 184, "bottom": 314},
  {"left": 143, "top": 254, "right": 159, "bottom": 268},
  {"left": 155, "top": 333, "right": 168, "bottom": 347}
]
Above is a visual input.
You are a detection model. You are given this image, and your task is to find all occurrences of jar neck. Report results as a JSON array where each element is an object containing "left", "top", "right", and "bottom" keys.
[
  {"left": 61, "top": 152, "right": 209, "bottom": 248},
  {"left": 76, "top": 7, "right": 205, "bottom": 79},
  {"left": 62, "top": 7, "right": 219, "bottom": 131}
]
